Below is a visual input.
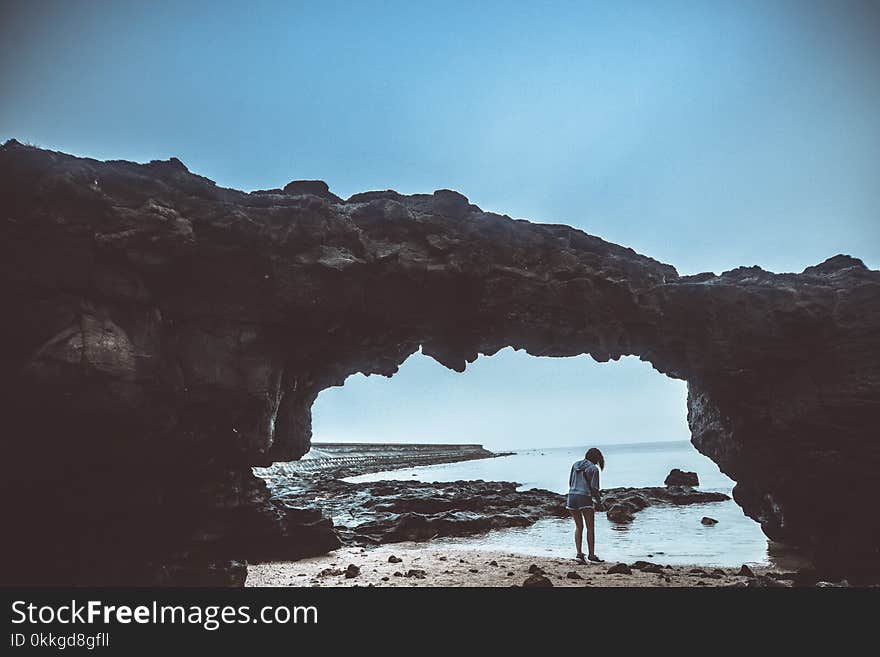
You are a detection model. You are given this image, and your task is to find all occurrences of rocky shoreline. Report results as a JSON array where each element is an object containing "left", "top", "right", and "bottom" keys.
[
  {"left": 255, "top": 442, "right": 510, "bottom": 479},
  {"left": 254, "top": 450, "right": 729, "bottom": 550},
  {"left": 249, "top": 453, "right": 851, "bottom": 587},
  {"left": 247, "top": 543, "right": 842, "bottom": 588}
]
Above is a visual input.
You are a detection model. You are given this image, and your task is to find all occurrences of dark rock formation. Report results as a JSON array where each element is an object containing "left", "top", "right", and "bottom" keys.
[
  {"left": 606, "top": 505, "right": 635, "bottom": 523},
  {"left": 0, "top": 140, "right": 878, "bottom": 583},
  {"left": 602, "top": 486, "right": 729, "bottom": 524},
  {"left": 261, "top": 476, "right": 729, "bottom": 544},
  {"left": 664, "top": 469, "right": 699, "bottom": 487}
]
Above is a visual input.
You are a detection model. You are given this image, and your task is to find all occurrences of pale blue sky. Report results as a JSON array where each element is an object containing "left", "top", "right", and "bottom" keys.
[{"left": 2, "top": 1, "right": 877, "bottom": 447}]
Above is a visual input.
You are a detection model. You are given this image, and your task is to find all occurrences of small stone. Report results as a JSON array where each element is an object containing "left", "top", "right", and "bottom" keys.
[
  {"left": 405, "top": 569, "right": 427, "bottom": 579},
  {"left": 344, "top": 564, "right": 360, "bottom": 579},
  {"left": 701, "top": 516, "right": 718, "bottom": 525},
  {"left": 489, "top": 560, "right": 498, "bottom": 566},
  {"left": 388, "top": 555, "right": 402, "bottom": 563},
  {"left": 469, "top": 568, "right": 479, "bottom": 573},
  {"left": 566, "top": 571, "right": 584, "bottom": 580},
  {"left": 527, "top": 564, "right": 545, "bottom": 575},
  {"left": 381, "top": 576, "right": 389, "bottom": 581},
  {"left": 523, "top": 574, "right": 553, "bottom": 588},
  {"left": 393, "top": 571, "right": 403, "bottom": 577},
  {"left": 738, "top": 564, "right": 756, "bottom": 577},
  {"left": 607, "top": 563, "right": 632, "bottom": 575},
  {"left": 439, "top": 556, "right": 447, "bottom": 561}
]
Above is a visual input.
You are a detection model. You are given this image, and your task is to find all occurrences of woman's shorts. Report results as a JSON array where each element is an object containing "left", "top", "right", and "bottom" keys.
[{"left": 566, "top": 493, "right": 594, "bottom": 510}]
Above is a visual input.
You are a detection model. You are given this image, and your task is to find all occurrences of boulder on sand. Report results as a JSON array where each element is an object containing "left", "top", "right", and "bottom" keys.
[
  {"left": 738, "top": 564, "right": 756, "bottom": 577},
  {"left": 523, "top": 573, "right": 553, "bottom": 587},
  {"left": 608, "top": 563, "right": 632, "bottom": 575}
]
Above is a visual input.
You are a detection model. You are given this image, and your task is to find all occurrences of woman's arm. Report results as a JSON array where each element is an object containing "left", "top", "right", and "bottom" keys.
[{"left": 590, "top": 468, "right": 605, "bottom": 510}]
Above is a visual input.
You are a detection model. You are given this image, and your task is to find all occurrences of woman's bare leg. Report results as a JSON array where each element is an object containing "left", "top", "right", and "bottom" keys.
[
  {"left": 570, "top": 509, "right": 584, "bottom": 555},
  {"left": 583, "top": 509, "right": 596, "bottom": 557}
]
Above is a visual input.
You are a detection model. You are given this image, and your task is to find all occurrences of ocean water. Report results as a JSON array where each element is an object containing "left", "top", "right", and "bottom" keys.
[{"left": 344, "top": 441, "right": 780, "bottom": 567}]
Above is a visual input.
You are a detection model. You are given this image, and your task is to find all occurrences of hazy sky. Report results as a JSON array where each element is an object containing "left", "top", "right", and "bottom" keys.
[{"left": 2, "top": 1, "right": 877, "bottom": 448}]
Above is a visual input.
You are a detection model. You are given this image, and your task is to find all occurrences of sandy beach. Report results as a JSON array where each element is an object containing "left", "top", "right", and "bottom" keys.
[{"left": 247, "top": 542, "right": 789, "bottom": 588}]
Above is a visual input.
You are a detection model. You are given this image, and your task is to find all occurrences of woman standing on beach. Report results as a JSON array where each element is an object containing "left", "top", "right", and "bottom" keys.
[{"left": 566, "top": 448, "right": 606, "bottom": 564}]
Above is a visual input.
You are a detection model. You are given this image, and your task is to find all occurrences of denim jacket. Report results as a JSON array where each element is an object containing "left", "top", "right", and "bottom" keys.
[{"left": 568, "top": 458, "right": 600, "bottom": 497}]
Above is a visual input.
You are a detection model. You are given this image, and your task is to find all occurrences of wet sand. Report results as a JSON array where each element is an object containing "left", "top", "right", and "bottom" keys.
[{"left": 247, "top": 542, "right": 785, "bottom": 588}]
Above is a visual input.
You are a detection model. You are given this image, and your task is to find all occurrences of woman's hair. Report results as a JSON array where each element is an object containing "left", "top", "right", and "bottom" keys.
[{"left": 585, "top": 448, "right": 605, "bottom": 470}]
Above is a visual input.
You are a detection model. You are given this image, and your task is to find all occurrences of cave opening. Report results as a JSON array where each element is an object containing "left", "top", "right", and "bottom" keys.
[{"left": 257, "top": 348, "right": 778, "bottom": 567}]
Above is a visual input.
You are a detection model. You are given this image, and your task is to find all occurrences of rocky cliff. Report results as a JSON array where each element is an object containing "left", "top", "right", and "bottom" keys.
[{"left": 1, "top": 140, "right": 878, "bottom": 584}]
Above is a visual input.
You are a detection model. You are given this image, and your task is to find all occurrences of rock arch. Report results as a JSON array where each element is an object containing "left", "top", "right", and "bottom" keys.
[{"left": 1, "top": 140, "right": 878, "bottom": 583}]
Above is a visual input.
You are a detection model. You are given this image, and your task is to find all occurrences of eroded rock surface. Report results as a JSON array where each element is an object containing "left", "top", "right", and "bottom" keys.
[
  {"left": 665, "top": 469, "right": 699, "bottom": 487},
  {"left": 1, "top": 140, "right": 878, "bottom": 583},
  {"left": 262, "top": 475, "right": 729, "bottom": 544}
]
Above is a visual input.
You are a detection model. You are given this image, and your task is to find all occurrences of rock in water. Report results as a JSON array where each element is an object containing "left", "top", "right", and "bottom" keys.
[
  {"left": 665, "top": 469, "right": 699, "bottom": 487},
  {"left": 606, "top": 504, "right": 636, "bottom": 523},
  {"left": 1, "top": 140, "right": 878, "bottom": 584},
  {"left": 701, "top": 517, "right": 719, "bottom": 525},
  {"left": 523, "top": 574, "right": 554, "bottom": 588}
]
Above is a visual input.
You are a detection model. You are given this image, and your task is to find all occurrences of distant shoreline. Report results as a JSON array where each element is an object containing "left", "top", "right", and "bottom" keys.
[{"left": 256, "top": 442, "right": 514, "bottom": 481}]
